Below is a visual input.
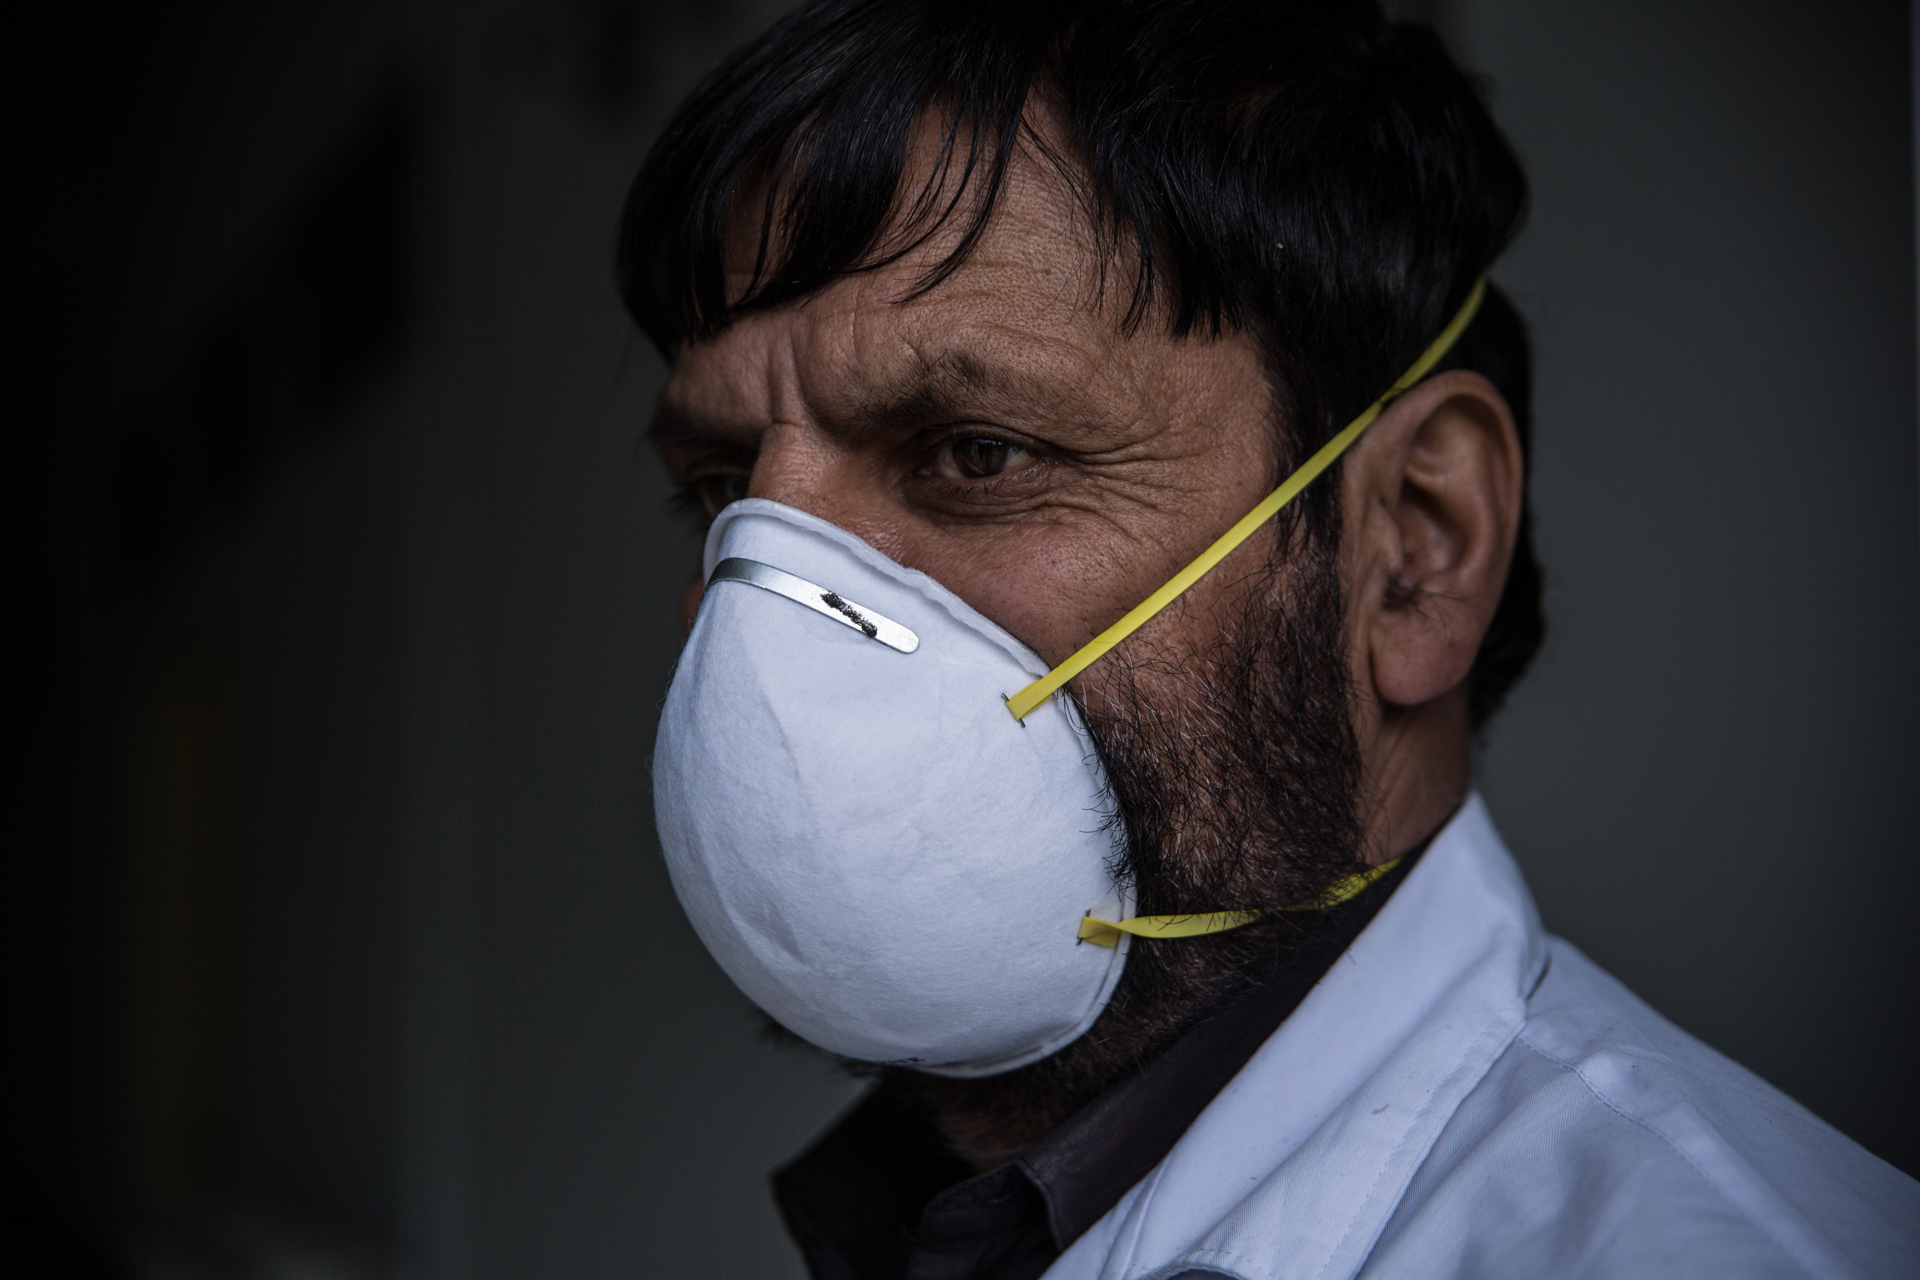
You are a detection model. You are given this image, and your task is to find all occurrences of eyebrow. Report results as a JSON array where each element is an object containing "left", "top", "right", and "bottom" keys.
[
  {"left": 647, "top": 399, "right": 740, "bottom": 452},
  {"left": 647, "top": 345, "right": 1083, "bottom": 456},
  {"left": 840, "top": 349, "right": 1005, "bottom": 436}
]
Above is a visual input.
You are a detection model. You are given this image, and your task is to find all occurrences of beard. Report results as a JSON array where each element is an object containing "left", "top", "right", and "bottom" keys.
[{"left": 887, "top": 521, "right": 1371, "bottom": 1169}]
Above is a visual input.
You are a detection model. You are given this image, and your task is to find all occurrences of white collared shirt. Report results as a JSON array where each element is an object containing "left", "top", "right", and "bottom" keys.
[{"left": 1046, "top": 795, "right": 1920, "bottom": 1280}]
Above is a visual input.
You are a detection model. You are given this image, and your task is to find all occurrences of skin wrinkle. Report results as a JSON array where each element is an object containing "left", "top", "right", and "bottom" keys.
[{"left": 657, "top": 109, "right": 1523, "bottom": 1171}]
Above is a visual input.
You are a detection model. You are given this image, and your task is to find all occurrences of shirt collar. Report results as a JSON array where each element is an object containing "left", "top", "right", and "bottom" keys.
[
  {"left": 1017, "top": 848, "right": 1424, "bottom": 1248},
  {"left": 1053, "top": 793, "right": 1549, "bottom": 1280},
  {"left": 772, "top": 844, "right": 1430, "bottom": 1279}
]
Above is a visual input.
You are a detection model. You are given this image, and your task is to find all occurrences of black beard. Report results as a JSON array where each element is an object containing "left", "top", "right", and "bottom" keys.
[{"left": 887, "top": 528, "right": 1370, "bottom": 1170}]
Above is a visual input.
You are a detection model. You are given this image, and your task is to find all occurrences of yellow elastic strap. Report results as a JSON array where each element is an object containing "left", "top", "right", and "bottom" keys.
[
  {"left": 1076, "top": 857, "right": 1403, "bottom": 948},
  {"left": 1007, "top": 278, "right": 1488, "bottom": 722},
  {"left": 1076, "top": 910, "right": 1261, "bottom": 948}
]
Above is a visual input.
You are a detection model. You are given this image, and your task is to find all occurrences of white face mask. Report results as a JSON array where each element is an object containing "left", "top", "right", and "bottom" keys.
[
  {"left": 653, "top": 499, "right": 1133, "bottom": 1077},
  {"left": 652, "top": 281, "right": 1486, "bottom": 1077}
]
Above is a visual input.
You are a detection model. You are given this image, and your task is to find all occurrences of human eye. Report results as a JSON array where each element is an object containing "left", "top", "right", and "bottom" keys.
[
  {"left": 671, "top": 469, "right": 751, "bottom": 525},
  {"left": 929, "top": 434, "right": 1037, "bottom": 481}
]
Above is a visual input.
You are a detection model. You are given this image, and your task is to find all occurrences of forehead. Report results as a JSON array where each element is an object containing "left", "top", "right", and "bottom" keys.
[{"left": 664, "top": 125, "right": 1171, "bottom": 425}]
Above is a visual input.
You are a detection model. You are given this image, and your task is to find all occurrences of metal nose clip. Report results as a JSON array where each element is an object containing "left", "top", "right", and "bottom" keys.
[{"left": 708, "top": 557, "right": 920, "bottom": 654}]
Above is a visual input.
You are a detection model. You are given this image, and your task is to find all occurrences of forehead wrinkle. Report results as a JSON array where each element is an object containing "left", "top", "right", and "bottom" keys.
[{"left": 684, "top": 118, "right": 1162, "bottom": 452}]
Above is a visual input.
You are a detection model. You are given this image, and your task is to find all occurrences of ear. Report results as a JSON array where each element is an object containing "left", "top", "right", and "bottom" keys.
[{"left": 1342, "top": 370, "right": 1524, "bottom": 709}]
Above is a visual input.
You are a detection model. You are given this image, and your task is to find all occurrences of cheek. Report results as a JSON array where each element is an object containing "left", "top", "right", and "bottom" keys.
[
  {"left": 894, "top": 516, "right": 1180, "bottom": 671},
  {"left": 868, "top": 524, "right": 1089, "bottom": 668},
  {"left": 889, "top": 445, "right": 1278, "bottom": 671}
]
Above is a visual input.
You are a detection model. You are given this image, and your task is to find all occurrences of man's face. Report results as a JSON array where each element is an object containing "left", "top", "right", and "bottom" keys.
[
  {"left": 653, "top": 140, "right": 1292, "bottom": 706},
  {"left": 657, "top": 138, "right": 1376, "bottom": 1154}
]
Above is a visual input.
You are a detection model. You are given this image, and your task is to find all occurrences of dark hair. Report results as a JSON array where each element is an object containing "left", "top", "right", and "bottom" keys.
[{"left": 617, "top": 0, "right": 1545, "bottom": 727}]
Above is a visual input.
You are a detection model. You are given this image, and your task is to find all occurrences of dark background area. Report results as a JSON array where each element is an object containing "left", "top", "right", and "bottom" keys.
[{"left": 8, "top": 2, "right": 1916, "bottom": 1277}]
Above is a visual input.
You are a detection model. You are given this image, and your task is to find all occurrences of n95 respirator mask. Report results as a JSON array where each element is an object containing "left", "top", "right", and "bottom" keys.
[
  {"left": 651, "top": 279, "right": 1489, "bottom": 1078},
  {"left": 653, "top": 499, "right": 1132, "bottom": 1077}
]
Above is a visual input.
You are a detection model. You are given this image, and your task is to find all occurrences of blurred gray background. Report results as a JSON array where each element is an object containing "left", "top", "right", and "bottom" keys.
[{"left": 9, "top": 1, "right": 1916, "bottom": 1276}]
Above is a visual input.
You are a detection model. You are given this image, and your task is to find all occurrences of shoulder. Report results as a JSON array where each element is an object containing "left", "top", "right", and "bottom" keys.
[{"left": 1363, "top": 938, "right": 1920, "bottom": 1280}]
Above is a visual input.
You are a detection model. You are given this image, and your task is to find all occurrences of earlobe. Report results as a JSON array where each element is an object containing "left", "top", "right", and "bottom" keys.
[{"left": 1355, "top": 371, "right": 1523, "bottom": 709}]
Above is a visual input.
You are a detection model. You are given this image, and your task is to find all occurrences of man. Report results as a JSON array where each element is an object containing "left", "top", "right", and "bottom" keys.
[{"left": 618, "top": 1, "right": 1919, "bottom": 1276}]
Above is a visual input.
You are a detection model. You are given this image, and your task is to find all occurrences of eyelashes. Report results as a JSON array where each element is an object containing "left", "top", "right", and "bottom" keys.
[
  {"left": 937, "top": 435, "right": 1029, "bottom": 479},
  {"left": 670, "top": 472, "right": 750, "bottom": 526},
  {"left": 921, "top": 425, "right": 1048, "bottom": 484},
  {"left": 665, "top": 426, "right": 1055, "bottom": 528}
]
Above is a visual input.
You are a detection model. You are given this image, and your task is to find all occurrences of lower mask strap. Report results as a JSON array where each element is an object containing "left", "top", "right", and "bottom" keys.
[
  {"left": 1006, "top": 278, "right": 1487, "bottom": 722},
  {"left": 1076, "top": 858, "right": 1403, "bottom": 947}
]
